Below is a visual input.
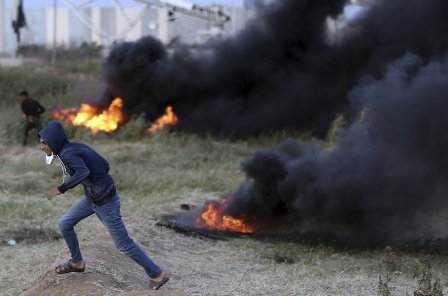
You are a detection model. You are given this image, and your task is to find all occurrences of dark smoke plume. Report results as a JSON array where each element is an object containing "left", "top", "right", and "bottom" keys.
[
  {"left": 104, "top": 0, "right": 448, "bottom": 137},
  {"left": 228, "top": 54, "right": 448, "bottom": 246},
  {"left": 104, "top": 0, "right": 346, "bottom": 136}
]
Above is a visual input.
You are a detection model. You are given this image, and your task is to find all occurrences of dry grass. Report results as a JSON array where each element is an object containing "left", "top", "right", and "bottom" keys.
[
  {"left": 1, "top": 66, "right": 448, "bottom": 295},
  {"left": 2, "top": 162, "right": 448, "bottom": 295},
  {"left": 4, "top": 190, "right": 448, "bottom": 295}
]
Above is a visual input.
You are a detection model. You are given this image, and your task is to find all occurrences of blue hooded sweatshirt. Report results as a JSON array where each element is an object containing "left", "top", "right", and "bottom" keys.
[{"left": 39, "top": 121, "right": 116, "bottom": 205}]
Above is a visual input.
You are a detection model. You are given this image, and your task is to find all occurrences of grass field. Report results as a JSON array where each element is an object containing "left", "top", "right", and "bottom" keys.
[{"left": 0, "top": 64, "right": 447, "bottom": 295}]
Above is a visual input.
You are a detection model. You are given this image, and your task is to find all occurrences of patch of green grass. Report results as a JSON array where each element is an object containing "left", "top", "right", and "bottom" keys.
[
  {"left": 55, "top": 59, "right": 102, "bottom": 75},
  {"left": 0, "top": 67, "right": 69, "bottom": 108}
]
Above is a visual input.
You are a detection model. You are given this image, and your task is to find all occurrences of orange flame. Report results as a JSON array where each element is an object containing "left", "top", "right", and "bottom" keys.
[
  {"left": 148, "top": 105, "right": 178, "bottom": 133},
  {"left": 195, "top": 197, "right": 255, "bottom": 233},
  {"left": 51, "top": 107, "right": 78, "bottom": 122},
  {"left": 52, "top": 98, "right": 126, "bottom": 134}
]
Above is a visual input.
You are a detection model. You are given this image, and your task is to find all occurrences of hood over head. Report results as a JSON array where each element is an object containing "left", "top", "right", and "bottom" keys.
[{"left": 38, "top": 121, "right": 69, "bottom": 155}]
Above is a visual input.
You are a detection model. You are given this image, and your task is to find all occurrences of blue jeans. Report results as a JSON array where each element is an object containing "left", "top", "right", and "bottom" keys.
[{"left": 58, "top": 193, "right": 162, "bottom": 278}]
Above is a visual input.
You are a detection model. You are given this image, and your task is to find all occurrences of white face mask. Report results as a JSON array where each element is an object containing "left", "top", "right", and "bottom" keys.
[{"left": 46, "top": 153, "right": 54, "bottom": 165}]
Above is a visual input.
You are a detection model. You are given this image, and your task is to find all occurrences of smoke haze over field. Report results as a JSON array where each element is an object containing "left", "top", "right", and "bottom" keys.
[{"left": 104, "top": 0, "right": 448, "bottom": 244}]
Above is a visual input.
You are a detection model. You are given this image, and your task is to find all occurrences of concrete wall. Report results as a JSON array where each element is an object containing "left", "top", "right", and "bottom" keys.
[
  {"left": 115, "top": 8, "right": 143, "bottom": 42},
  {"left": 168, "top": 11, "right": 209, "bottom": 44},
  {"left": 224, "top": 6, "right": 256, "bottom": 35},
  {"left": 156, "top": 6, "right": 169, "bottom": 44},
  {"left": 45, "top": 8, "right": 70, "bottom": 47},
  {"left": 0, "top": 4, "right": 256, "bottom": 56},
  {"left": 69, "top": 9, "right": 90, "bottom": 46}
]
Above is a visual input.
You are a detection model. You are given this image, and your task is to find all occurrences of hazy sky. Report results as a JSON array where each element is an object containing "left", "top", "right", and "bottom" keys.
[{"left": 6, "top": 0, "right": 244, "bottom": 8}]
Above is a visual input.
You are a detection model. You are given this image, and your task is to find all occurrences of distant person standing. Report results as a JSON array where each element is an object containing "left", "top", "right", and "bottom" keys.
[{"left": 20, "top": 90, "right": 45, "bottom": 146}]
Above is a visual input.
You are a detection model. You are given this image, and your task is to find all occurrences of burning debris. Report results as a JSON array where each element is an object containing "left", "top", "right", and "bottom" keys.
[
  {"left": 52, "top": 98, "right": 126, "bottom": 134},
  {"left": 52, "top": 99, "right": 178, "bottom": 134},
  {"left": 159, "top": 53, "right": 448, "bottom": 250},
  {"left": 194, "top": 197, "right": 255, "bottom": 234},
  {"left": 148, "top": 105, "right": 179, "bottom": 132}
]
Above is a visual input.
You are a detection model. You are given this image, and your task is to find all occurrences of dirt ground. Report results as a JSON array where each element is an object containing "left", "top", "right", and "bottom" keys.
[
  {"left": 18, "top": 237, "right": 185, "bottom": 296},
  {"left": 3, "top": 194, "right": 445, "bottom": 296}
]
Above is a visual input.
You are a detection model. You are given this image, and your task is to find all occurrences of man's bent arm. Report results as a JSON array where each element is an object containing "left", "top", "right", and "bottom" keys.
[{"left": 58, "top": 154, "right": 90, "bottom": 193}]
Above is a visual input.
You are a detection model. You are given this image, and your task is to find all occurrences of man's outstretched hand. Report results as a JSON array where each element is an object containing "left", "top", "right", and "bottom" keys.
[{"left": 47, "top": 187, "right": 61, "bottom": 200}]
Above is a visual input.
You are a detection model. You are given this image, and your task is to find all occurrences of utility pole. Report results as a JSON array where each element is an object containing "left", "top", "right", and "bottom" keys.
[
  {"left": 51, "top": 0, "right": 57, "bottom": 65},
  {"left": 0, "top": 0, "right": 4, "bottom": 56}
]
